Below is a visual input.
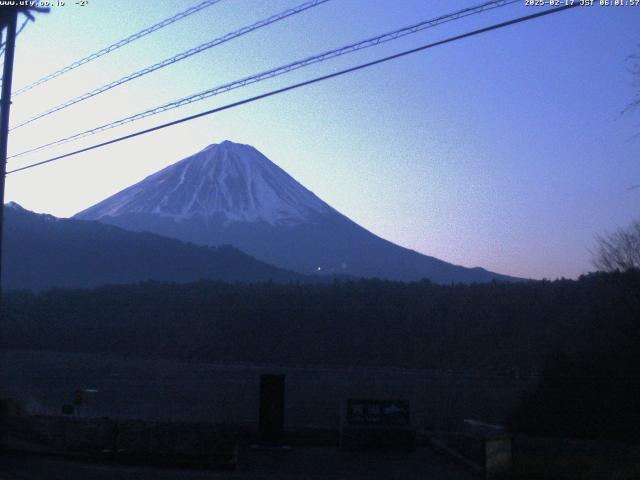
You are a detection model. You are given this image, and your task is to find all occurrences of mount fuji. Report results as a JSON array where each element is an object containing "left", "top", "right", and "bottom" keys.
[{"left": 75, "top": 141, "right": 517, "bottom": 283}]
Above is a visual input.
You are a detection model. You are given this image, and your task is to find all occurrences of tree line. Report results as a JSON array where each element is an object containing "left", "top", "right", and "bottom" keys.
[{"left": 2, "top": 271, "right": 637, "bottom": 372}]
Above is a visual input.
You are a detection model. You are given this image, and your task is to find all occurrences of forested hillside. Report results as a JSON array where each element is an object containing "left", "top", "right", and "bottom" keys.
[{"left": 3, "top": 271, "right": 638, "bottom": 373}]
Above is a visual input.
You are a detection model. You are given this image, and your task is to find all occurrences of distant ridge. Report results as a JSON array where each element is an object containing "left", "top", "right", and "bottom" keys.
[{"left": 2, "top": 202, "right": 308, "bottom": 291}]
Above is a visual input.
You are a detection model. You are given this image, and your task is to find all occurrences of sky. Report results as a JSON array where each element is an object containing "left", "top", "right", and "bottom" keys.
[{"left": 3, "top": 0, "right": 639, "bottom": 280}]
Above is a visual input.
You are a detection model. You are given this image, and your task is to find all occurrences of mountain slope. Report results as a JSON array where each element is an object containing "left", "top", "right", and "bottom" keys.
[
  {"left": 2, "top": 202, "right": 307, "bottom": 291},
  {"left": 76, "top": 141, "right": 519, "bottom": 284}
]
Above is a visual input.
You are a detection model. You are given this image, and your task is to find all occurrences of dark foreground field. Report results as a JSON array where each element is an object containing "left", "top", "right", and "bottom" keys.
[
  {"left": 0, "top": 349, "right": 535, "bottom": 428},
  {"left": 2, "top": 350, "right": 639, "bottom": 479},
  {"left": 0, "top": 446, "right": 475, "bottom": 480}
]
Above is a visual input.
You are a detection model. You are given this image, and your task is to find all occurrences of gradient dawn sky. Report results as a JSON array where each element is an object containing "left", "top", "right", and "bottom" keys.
[{"left": 4, "top": 0, "right": 639, "bottom": 280}]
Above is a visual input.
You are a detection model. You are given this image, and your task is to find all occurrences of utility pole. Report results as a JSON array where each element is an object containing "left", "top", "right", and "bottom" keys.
[
  {"left": 0, "top": 9, "right": 18, "bottom": 311},
  {"left": 0, "top": 5, "right": 47, "bottom": 313}
]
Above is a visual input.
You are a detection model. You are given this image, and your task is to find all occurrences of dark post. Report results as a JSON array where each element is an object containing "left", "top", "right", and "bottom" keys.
[
  {"left": 0, "top": 10, "right": 18, "bottom": 304},
  {"left": 259, "top": 374, "right": 285, "bottom": 446}
]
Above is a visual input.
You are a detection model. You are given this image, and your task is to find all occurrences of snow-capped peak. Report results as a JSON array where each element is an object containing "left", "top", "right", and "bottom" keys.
[{"left": 75, "top": 141, "right": 331, "bottom": 226}]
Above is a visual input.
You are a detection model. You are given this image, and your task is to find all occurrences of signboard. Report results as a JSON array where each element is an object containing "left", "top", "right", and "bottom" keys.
[{"left": 345, "top": 399, "right": 410, "bottom": 427}]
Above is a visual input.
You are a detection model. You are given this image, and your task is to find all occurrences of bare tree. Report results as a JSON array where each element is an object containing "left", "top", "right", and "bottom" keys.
[
  {"left": 592, "top": 220, "right": 640, "bottom": 272},
  {"left": 624, "top": 49, "right": 640, "bottom": 115}
]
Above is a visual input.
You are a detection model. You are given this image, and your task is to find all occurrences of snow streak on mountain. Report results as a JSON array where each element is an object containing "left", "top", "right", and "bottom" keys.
[{"left": 79, "top": 141, "right": 330, "bottom": 226}]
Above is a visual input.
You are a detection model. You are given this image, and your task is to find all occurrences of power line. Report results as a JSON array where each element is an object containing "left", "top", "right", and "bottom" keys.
[
  {"left": 9, "top": 0, "right": 519, "bottom": 159},
  {"left": 6, "top": 3, "right": 580, "bottom": 175},
  {"left": 11, "top": 0, "right": 223, "bottom": 97},
  {"left": 10, "top": 0, "right": 330, "bottom": 131}
]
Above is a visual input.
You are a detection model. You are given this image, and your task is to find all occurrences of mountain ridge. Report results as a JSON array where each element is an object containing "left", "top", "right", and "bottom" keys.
[{"left": 2, "top": 202, "right": 310, "bottom": 291}]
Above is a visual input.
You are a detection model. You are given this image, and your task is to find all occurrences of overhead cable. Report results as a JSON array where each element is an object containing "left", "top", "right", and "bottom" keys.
[
  {"left": 7, "top": 4, "right": 580, "bottom": 174},
  {"left": 12, "top": 0, "right": 224, "bottom": 97},
  {"left": 10, "top": 0, "right": 330, "bottom": 130},
  {"left": 9, "top": 0, "right": 520, "bottom": 159}
]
